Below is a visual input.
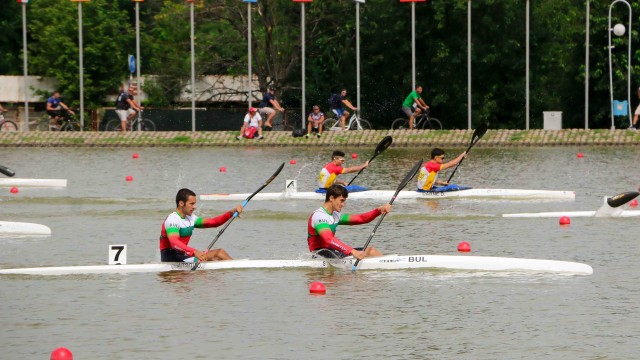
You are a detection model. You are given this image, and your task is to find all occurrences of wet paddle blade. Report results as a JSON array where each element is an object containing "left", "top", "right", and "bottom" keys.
[
  {"left": 0, "top": 165, "right": 15, "bottom": 177},
  {"left": 606, "top": 191, "right": 640, "bottom": 208}
]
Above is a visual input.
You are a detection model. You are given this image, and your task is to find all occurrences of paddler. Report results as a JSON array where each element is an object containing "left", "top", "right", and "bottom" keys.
[
  {"left": 317, "top": 150, "right": 369, "bottom": 191},
  {"left": 307, "top": 184, "right": 391, "bottom": 260},
  {"left": 416, "top": 148, "right": 466, "bottom": 191},
  {"left": 159, "top": 188, "right": 243, "bottom": 262}
]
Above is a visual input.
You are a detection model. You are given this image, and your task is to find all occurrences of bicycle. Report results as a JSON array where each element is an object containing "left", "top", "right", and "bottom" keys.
[
  {"left": 104, "top": 111, "right": 156, "bottom": 131},
  {"left": 36, "top": 109, "right": 81, "bottom": 131},
  {"left": 0, "top": 111, "right": 19, "bottom": 132},
  {"left": 327, "top": 110, "right": 372, "bottom": 131},
  {"left": 391, "top": 108, "right": 442, "bottom": 130}
]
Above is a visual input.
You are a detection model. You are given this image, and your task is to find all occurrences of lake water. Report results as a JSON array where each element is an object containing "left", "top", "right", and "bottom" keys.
[{"left": 1, "top": 145, "right": 639, "bottom": 359}]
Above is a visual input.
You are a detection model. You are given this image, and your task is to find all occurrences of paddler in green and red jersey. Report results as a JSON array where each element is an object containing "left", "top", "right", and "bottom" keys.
[
  {"left": 307, "top": 184, "right": 391, "bottom": 260},
  {"left": 159, "top": 188, "right": 243, "bottom": 262}
]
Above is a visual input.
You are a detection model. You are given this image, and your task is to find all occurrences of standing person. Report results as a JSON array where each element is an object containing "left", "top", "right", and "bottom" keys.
[
  {"left": 329, "top": 88, "right": 357, "bottom": 130},
  {"left": 46, "top": 91, "right": 75, "bottom": 130},
  {"left": 160, "top": 188, "right": 244, "bottom": 262},
  {"left": 307, "top": 184, "right": 390, "bottom": 260},
  {"left": 416, "top": 148, "right": 467, "bottom": 191},
  {"left": 401, "top": 85, "right": 429, "bottom": 130},
  {"left": 258, "top": 87, "right": 285, "bottom": 131},
  {"left": 115, "top": 86, "right": 143, "bottom": 131},
  {"left": 630, "top": 87, "right": 640, "bottom": 130},
  {"left": 317, "top": 150, "right": 369, "bottom": 190},
  {"left": 305, "top": 105, "right": 325, "bottom": 138},
  {"left": 236, "top": 107, "right": 264, "bottom": 140}
]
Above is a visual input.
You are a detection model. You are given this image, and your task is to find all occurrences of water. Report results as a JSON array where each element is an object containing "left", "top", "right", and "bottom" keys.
[{"left": 1, "top": 146, "right": 640, "bottom": 359}]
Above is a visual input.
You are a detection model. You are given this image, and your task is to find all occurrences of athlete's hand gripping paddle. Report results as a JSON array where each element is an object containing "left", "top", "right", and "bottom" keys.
[
  {"left": 190, "top": 162, "right": 285, "bottom": 270},
  {"left": 0, "top": 165, "right": 16, "bottom": 177},
  {"left": 351, "top": 158, "right": 423, "bottom": 271},
  {"left": 446, "top": 123, "right": 488, "bottom": 183},
  {"left": 347, "top": 136, "right": 393, "bottom": 186}
]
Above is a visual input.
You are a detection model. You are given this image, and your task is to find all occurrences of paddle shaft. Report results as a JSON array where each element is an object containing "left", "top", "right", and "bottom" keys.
[
  {"left": 446, "top": 124, "right": 488, "bottom": 183},
  {"left": 347, "top": 136, "right": 393, "bottom": 186},
  {"left": 0, "top": 165, "right": 15, "bottom": 177},
  {"left": 352, "top": 158, "right": 423, "bottom": 270},
  {"left": 190, "top": 162, "right": 284, "bottom": 270}
]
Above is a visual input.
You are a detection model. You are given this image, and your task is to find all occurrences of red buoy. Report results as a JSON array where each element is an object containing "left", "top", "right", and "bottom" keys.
[
  {"left": 457, "top": 241, "right": 471, "bottom": 252},
  {"left": 290, "top": 159, "right": 297, "bottom": 165},
  {"left": 50, "top": 347, "right": 73, "bottom": 360},
  {"left": 125, "top": 175, "right": 133, "bottom": 182},
  {"left": 559, "top": 216, "right": 571, "bottom": 225},
  {"left": 577, "top": 152, "right": 584, "bottom": 158},
  {"left": 9, "top": 187, "right": 18, "bottom": 194},
  {"left": 351, "top": 153, "right": 358, "bottom": 159},
  {"left": 219, "top": 167, "right": 227, "bottom": 173},
  {"left": 132, "top": 153, "right": 139, "bottom": 159},
  {"left": 630, "top": 199, "right": 638, "bottom": 208},
  {"left": 309, "top": 281, "right": 326, "bottom": 294}
]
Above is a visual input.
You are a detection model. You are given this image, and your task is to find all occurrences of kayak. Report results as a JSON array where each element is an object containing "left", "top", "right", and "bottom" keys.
[
  {"left": 200, "top": 181, "right": 575, "bottom": 201},
  {"left": 0, "top": 221, "right": 51, "bottom": 236},
  {"left": 0, "top": 178, "right": 67, "bottom": 187},
  {"left": 503, "top": 194, "right": 640, "bottom": 218},
  {"left": 0, "top": 254, "right": 592, "bottom": 275}
]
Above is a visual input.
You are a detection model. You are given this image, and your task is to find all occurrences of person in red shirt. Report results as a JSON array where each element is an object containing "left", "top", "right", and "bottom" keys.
[
  {"left": 159, "top": 188, "right": 243, "bottom": 262},
  {"left": 416, "top": 148, "right": 466, "bottom": 191},
  {"left": 317, "top": 150, "right": 369, "bottom": 189}
]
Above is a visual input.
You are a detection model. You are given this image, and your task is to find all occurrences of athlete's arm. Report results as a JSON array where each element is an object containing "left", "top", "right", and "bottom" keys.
[
  {"left": 441, "top": 151, "right": 467, "bottom": 170},
  {"left": 315, "top": 223, "right": 354, "bottom": 256},
  {"left": 342, "top": 160, "right": 369, "bottom": 174},
  {"left": 195, "top": 211, "right": 233, "bottom": 228},
  {"left": 165, "top": 227, "right": 198, "bottom": 256},
  {"left": 338, "top": 208, "right": 382, "bottom": 226}
]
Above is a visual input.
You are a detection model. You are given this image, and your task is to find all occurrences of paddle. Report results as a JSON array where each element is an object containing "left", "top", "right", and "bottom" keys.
[
  {"left": 606, "top": 191, "right": 640, "bottom": 207},
  {"left": 190, "top": 162, "right": 285, "bottom": 270},
  {"left": 0, "top": 165, "right": 15, "bottom": 177},
  {"left": 347, "top": 136, "right": 393, "bottom": 186},
  {"left": 352, "top": 158, "right": 423, "bottom": 271},
  {"left": 446, "top": 123, "right": 488, "bottom": 183}
]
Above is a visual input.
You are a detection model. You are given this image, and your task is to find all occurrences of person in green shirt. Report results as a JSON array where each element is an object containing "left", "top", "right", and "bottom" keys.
[{"left": 401, "top": 85, "right": 429, "bottom": 130}]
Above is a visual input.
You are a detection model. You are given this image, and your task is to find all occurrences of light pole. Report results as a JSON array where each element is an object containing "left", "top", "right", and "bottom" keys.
[
  {"left": 244, "top": 0, "right": 256, "bottom": 107},
  {"left": 293, "top": 0, "right": 311, "bottom": 129},
  {"left": 187, "top": 0, "right": 196, "bottom": 131},
  {"left": 525, "top": 0, "right": 530, "bottom": 130},
  {"left": 400, "top": 0, "right": 426, "bottom": 90},
  {"left": 19, "top": 0, "right": 29, "bottom": 132},
  {"left": 72, "top": 0, "right": 88, "bottom": 131},
  {"left": 355, "top": 0, "right": 364, "bottom": 114},
  {"left": 585, "top": 0, "right": 590, "bottom": 129},
  {"left": 467, "top": 0, "right": 472, "bottom": 130},
  {"left": 608, "top": 0, "right": 632, "bottom": 130},
  {"left": 133, "top": 0, "right": 143, "bottom": 130}
]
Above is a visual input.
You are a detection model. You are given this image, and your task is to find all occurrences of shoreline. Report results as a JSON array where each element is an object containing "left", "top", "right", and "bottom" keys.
[{"left": 2, "top": 129, "right": 640, "bottom": 147}]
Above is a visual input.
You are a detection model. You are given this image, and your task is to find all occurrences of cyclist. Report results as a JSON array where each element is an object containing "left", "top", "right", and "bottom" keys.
[
  {"left": 305, "top": 105, "right": 325, "bottom": 138},
  {"left": 401, "top": 85, "right": 429, "bottom": 130},
  {"left": 258, "top": 87, "right": 285, "bottom": 131},
  {"left": 115, "top": 86, "right": 143, "bottom": 132},
  {"left": 329, "top": 88, "right": 357, "bottom": 130},
  {"left": 46, "top": 91, "right": 75, "bottom": 130}
]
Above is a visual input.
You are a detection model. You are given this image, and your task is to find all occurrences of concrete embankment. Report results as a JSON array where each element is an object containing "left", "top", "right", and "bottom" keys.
[{"left": 1, "top": 129, "right": 640, "bottom": 147}]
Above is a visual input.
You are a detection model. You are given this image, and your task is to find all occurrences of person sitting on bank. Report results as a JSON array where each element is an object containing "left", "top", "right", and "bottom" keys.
[
  {"left": 236, "top": 107, "right": 264, "bottom": 140},
  {"left": 305, "top": 105, "right": 325, "bottom": 138}
]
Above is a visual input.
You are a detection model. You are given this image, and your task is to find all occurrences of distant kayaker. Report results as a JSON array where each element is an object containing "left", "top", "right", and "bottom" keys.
[
  {"left": 416, "top": 148, "right": 467, "bottom": 191},
  {"left": 159, "top": 188, "right": 243, "bottom": 262},
  {"left": 307, "top": 184, "right": 390, "bottom": 260},
  {"left": 317, "top": 150, "right": 369, "bottom": 190}
]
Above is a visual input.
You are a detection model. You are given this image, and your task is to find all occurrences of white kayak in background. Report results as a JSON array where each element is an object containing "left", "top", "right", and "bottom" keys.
[
  {"left": 0, "top": 178, "right": 67, "bottom": 188},
  {"left": 503, "top": 192, "right": 640, "bottom": 218},
  {"left": 0, "top": 221, "right": 51, "bottom": 236},
  {"left": 0, "top": 254, "right": 592, "bottom": 275},
  {"left": 200, "top": 180, "right": 575, "bottom": 201}
]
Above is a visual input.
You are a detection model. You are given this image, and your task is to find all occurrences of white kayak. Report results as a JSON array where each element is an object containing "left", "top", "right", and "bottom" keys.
[
  {"left": 0, "top": 178, "right": 67, "bottom": 188},
  {"left": 0, "top": 221, "right": 51, "bottom": 236},
  {"left": 503, "top": 195, "right": 640, "bottom": 218},
  {"left": 0, "top": 254, "right": 592, "bottom": 275},
  {"left": 201, "top": 183, "right": 575, "bottom": 201}
]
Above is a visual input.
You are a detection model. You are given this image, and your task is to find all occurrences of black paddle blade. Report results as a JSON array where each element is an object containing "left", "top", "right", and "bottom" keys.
[
  {"left": 469, "top": 123, "right": 488, "bottom": 148},
  {"left": 0, "top": 165, "right": 15, "bottom": 177},
  {"left": 374, "top": 136, "right": 393, "bottom": 156},
  {"left": 607, "top": 191, "right": 640, "bottom": 208}
]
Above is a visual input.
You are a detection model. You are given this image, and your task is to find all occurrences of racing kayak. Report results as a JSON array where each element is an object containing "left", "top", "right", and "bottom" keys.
[
  {"left": 0, "top": 254, "right": 592, "bottom": 275},
  {"left": 200, "top": 181, "right": 575, "bottom": 201},
  {"left": 0, "top": 221, "right": 51, "bottom": 236},
  {"left": 503, "top": 192, "right": 640, "bottom": 218},
  {"left": 0, "top": 178, "right": 67, "bottom": 187}
]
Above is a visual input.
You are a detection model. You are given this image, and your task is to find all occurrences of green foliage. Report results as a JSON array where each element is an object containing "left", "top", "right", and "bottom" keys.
[{"left": 3, "top": 0, "right": 640, "bottom": 129}]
